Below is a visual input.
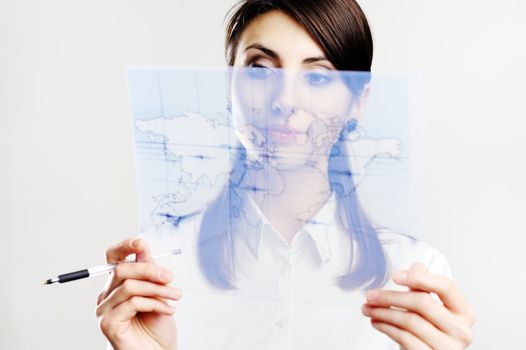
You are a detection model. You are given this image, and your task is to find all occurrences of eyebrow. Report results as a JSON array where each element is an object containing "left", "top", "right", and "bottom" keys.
[{"left": 244, "top": 43, "right": 330, "bottom": 65}]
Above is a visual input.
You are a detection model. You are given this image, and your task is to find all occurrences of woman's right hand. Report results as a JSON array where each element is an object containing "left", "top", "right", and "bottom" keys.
[{"left": 96, "top": 238, "right": 181, "bottom": 350}]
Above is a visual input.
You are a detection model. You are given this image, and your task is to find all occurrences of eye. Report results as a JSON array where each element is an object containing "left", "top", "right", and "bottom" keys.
[
  {"left": 247, "top": 63, "right": 275, "bottom": 80},
  {"left": 304, "top": 71, "right": 331, "bottom": 86}
]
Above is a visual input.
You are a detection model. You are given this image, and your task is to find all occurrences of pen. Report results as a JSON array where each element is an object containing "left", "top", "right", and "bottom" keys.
[{"left": 44, "top": 248, "right": 182, "bottom": 285}]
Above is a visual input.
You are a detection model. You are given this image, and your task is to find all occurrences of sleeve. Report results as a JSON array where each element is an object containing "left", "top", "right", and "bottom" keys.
[
  {"left": 426, "top": 245, "right": 453, "bottom": 279},
  {"left": 380, "top": 231, "right": 453, "bottom": 278},
  {"left": 379, "top": 232, "right": 454, "bottom": 294}
]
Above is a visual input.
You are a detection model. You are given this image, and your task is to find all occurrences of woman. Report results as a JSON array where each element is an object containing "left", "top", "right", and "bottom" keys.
[{"left": 96, "top": 1, "right": 475, "bottom": 349}]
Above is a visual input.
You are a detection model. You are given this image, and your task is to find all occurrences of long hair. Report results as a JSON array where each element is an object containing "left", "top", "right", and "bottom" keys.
[{"left": 197, "top": 0, "right": 389, "bottom": 290}]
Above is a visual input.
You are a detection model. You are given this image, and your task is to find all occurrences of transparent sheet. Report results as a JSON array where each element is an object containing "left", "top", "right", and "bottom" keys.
[{"left": 126, "top": 66, "right": 424, "bottom": 349}]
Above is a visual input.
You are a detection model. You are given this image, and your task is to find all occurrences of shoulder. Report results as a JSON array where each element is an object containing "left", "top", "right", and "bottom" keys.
[{"left": 378, "top": 230, "right": 452, "bottom": 279}]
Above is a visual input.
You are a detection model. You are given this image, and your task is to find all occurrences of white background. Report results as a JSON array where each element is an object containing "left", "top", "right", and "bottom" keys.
[{"left": 1, "top": 0, "right": 525, "bottom": 349}]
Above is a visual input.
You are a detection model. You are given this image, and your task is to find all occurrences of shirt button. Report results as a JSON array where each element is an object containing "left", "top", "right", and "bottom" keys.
[{"left": 274, "top": 318, "right": 287, "bottom": 331}]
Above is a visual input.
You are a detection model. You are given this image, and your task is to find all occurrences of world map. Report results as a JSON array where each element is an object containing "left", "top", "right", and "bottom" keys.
[{"left": 135, "top": 111, "right": 401, "bottom": 228}]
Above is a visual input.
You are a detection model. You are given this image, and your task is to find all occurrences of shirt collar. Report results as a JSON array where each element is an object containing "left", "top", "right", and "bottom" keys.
[
  {"left": 237, "top": 192, "right": 338, "bottom": 263},
  {"left": 301, "top": 194, "right": 337, "bottom": 263}
]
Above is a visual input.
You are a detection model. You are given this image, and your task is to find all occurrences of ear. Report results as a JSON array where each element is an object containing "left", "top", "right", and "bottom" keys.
[{"left": 349, "top": 84, "right": 370, "bottom": 123}]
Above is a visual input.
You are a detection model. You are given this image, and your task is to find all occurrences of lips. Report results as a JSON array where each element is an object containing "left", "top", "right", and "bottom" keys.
[{"left": 257, "top": 124, "right": 306, "bottom": 143}]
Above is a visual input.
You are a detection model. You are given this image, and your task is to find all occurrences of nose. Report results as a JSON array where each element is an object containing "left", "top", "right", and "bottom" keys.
[
  {"left": 270, "top": 71, "right": 296, "bottom": 118},
  {"left": 270, "top": 100, "right": 295, "bottom": 117}
]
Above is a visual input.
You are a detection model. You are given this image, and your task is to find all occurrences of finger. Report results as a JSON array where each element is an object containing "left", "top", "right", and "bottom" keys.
[
  {"left": 370, "top": 321, "right": 432, "bottom": 350},
  {"left": 105, "top": 238, "right": 146, "bottom": 264},
  {"left": 102, "top": 261, "right": 174, "bottom": 299},
  {"left": 365, "top": 290, "right": 461, "bottom": 337},
  {"left": 114, "top": 295, "right": 175, "bottom": 319},
  {"left": 363, "top": 305, "right": 452, "bottom": 349},
  {"left": 99, "top": 296, "right": 175, "bottom": 337},
  {"left": 97, "top": 291, "right": 105, "bottom": 306},
  {"left": 135, "top": 238, "right": 154, "bottom": 263},
  {"left": 96, "top": 279, "right": 182, "bottom": 318},
  {"left": 393, "top": 263, "right": 475, "bottom": 321}
]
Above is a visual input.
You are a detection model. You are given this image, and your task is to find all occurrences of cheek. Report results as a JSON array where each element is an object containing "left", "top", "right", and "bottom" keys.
[
  {"left": 231, "top": 75, "right": 274, "bottom": 127},
  {"left": 310, "top": 118, "right": 342, "bottom": 147},
  {"left": 307, "top": 84, "right": 353, "bottom": 118}
]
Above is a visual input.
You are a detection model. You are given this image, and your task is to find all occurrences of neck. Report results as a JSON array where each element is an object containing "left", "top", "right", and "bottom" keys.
[{"left": 243, "top": 161, "right": 332, "bottom": 243}]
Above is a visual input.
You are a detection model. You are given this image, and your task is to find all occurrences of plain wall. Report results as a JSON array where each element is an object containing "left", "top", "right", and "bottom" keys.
[{"left": 1, "top": 0, "right": 525, "bottom": 349}]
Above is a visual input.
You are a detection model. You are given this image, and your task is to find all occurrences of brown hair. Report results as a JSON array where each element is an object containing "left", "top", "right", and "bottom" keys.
[{"left": 225, "top": 0, "right": 373, "bottom": 71}]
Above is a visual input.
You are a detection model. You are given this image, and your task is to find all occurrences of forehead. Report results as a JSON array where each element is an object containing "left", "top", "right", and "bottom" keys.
[{"left": 235, "top": 10, "right": 326, "bottom": 62}]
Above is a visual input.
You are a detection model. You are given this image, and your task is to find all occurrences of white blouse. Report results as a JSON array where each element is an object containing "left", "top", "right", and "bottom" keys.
[{"left": 141, "top": 195, "right": 451, "bottom": 350}]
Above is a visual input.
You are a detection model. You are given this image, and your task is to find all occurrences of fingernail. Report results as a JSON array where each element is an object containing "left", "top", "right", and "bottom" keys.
[
  {"left": 393, "top": 270, "right": 408, "bottom": 282},
  {"left": 160, "top": 270, "right": 173, "bottom": 281},
  {"left": 366, "top": 290, "right": 380, "bottom": 302},
  {"left": 362, "top": 304, "right": 372, "bottom": 316}
]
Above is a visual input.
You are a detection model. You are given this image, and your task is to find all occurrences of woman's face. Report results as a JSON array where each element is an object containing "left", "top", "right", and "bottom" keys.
[{"left": 230, "top": 11, "right": 361, "bottom": 170}]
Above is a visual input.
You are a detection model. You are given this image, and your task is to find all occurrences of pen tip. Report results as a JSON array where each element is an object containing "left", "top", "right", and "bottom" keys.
[{"left": 43, "top": 279, "right": 52, "bottom": 285}]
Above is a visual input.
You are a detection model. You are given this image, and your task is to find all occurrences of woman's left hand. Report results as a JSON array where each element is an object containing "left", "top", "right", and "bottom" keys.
[{"left": 362, "top": 263, "right": 475, "bottom": 350}]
